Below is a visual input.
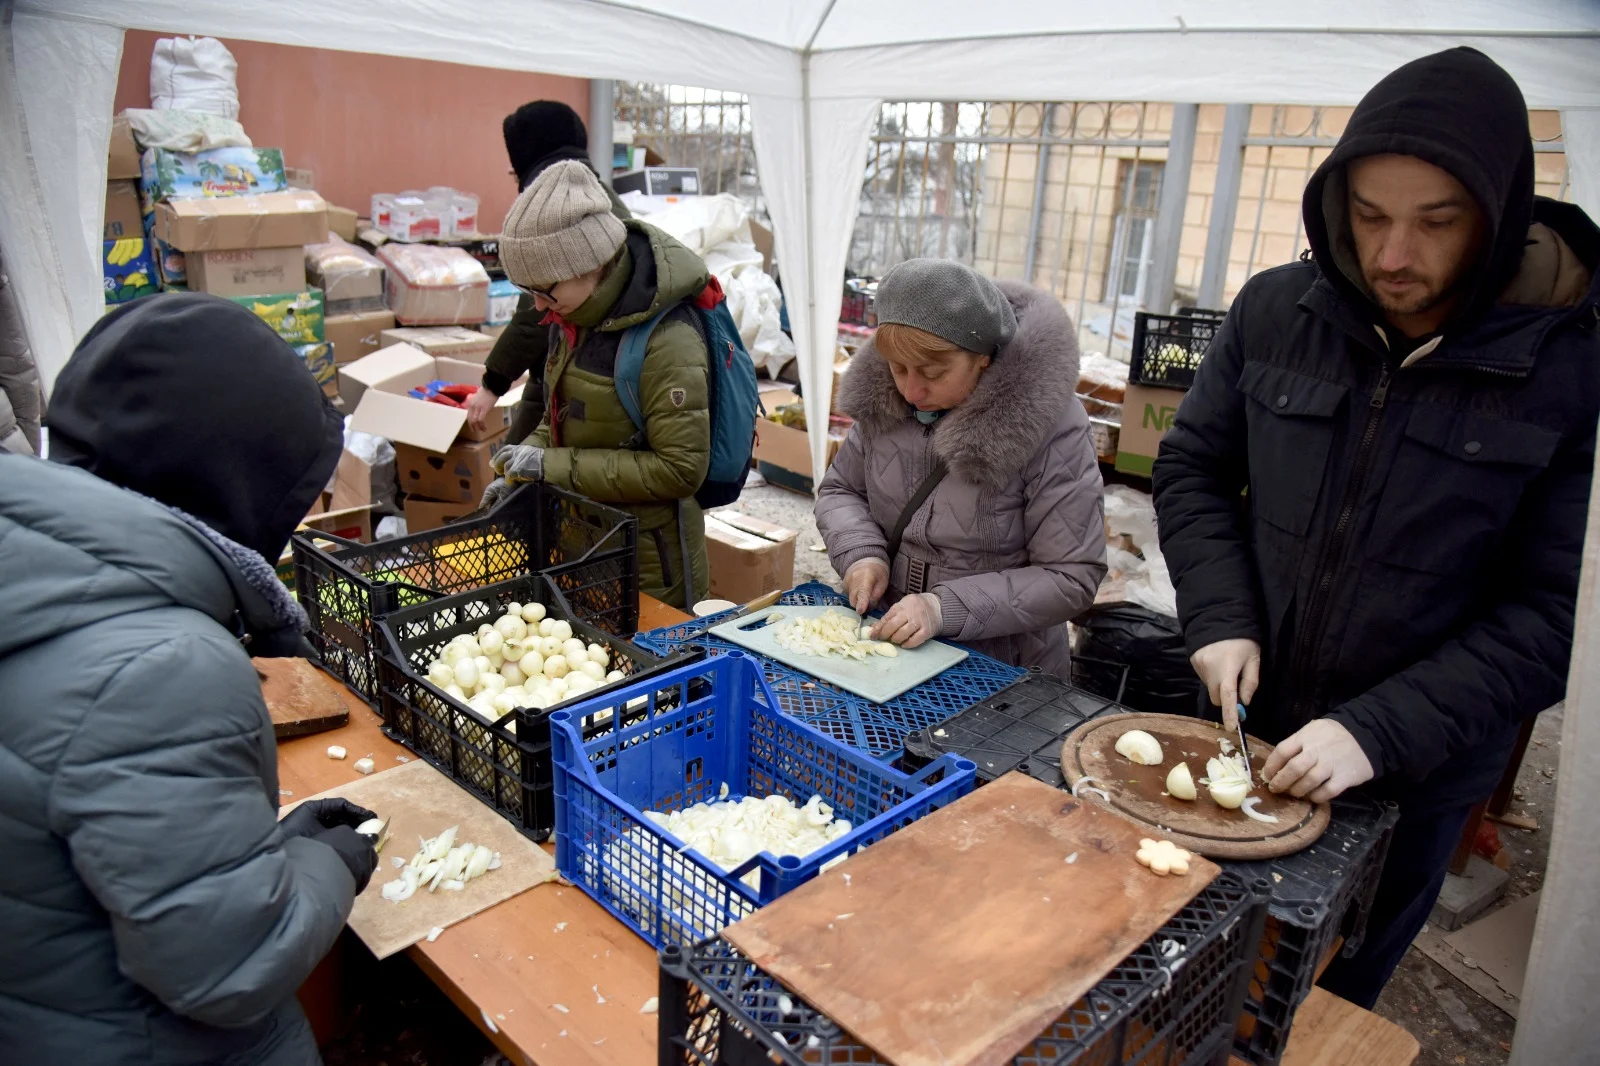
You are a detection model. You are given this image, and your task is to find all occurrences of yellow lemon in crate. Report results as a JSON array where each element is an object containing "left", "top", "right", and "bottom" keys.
[{"left": 429, "top": 532, "right": 527, "bottom": 585}]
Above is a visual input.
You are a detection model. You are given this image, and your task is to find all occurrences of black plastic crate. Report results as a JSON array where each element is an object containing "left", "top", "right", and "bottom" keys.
[
  {"left": 1230, "top": 794, "right": 1398, "bottom": 1065},
  {"left": 374, "top": 573, "right": 676, "bottom": 842},
  {"left": 1128, "top": 308, "right": 1227, "bottom": 391},
  {"left": 658, "top": 871, "right": 1270, "bottom": 1066},
  {"left": 900, "top": 673, "right": 1122, "bottom": 788},
  {"left": 898, "top": 678, "right": 1400, "bottom": 1066},
  {"left": 292, "top": 483, "right": 638, "bottom": 703}
]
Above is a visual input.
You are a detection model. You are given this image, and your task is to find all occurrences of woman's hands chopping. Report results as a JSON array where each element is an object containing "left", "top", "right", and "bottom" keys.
[
  {"left": 841, "top": 558, "right": 889, "bottom": 615},
  {"left": 872, "top": 592, "right": 943, "bottom": 649}
]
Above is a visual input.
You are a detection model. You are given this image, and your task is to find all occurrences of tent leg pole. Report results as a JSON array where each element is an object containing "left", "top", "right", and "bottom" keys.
[
  {"left": 1197, "top": 104, "right": 1249, "bottom": 309},
  {"left": 590, "top": 79, "right": 615, "bottom": 187},
  {"left": 1148, "top": 103, "right": 1197, "bottom": 315}
]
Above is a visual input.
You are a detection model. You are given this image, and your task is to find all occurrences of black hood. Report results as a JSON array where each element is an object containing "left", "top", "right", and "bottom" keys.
[
  {"left": 46, "top": 293, "right": 343, "bottom": 563},
  {"left": 503, "top": 100, "right": 589, "bottom": 192},
  {"left": 1302, "top": 47, "right": 1534, "bottom": 327}
]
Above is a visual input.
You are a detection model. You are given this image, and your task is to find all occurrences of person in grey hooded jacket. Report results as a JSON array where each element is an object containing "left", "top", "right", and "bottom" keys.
[
  {"left": 815, "top": 259, "right": 1107, "bottom": 676},
  {"left": 0, "top": 294, "right": 378, "bottom": 1065}
]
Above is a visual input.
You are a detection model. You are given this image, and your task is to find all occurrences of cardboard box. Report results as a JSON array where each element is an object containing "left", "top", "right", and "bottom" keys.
[
  {"left": 752, "top": 386, "right": 843, "bottom": 492},
  {"left": 341, "top": 343, "right": 522, "bottom": 448},
  {"left": 325, "top": 309, "right": 395, "bottom": 365},
  {"left": 231, "top": 290, "right": 325, "bottom": 344},
  {"left": 1113, "top": 383, "right": 1186, "bottom": 477},
  {"left": 479, "top": 323, "right": 507, "bottom": 340},
  {"left": 403, "top": 496, "right": 474, "bottom": 534},
  {"left": 394, "top": 432, "right": 505, "bottom": 504},
  {"left": 285, "top": 166, "right": 315, "bottom": 190},
  {"left": 103, "top": 238, "right": 159, "bottom": 304},
  {"left": 188, "top": 246, "right": 307, "bottom": 297},
  {"left": 308, "top": 254, "right": 384, "bottom": 315},
  {"left": 154, "top": 191, "right": 329, "bottom": 252},
  {"left": 151, "top": 240, "right": 186, "bottom": 290},
  {"left": 107, "top": 113, "right": 141, "bottom": 180},
  {"left": 326, "top": 205, "right": 359, "bottom": 242},
  {"left": 379, "top": 325, "right": 494, "bottom": 362},
  {"left": 296, "top": 341, "right": 337, "bottom": 396},
  {"left": 485, "top": 278, "right": 520, "bottom": 327},
  {"left": 104, "top": 180, "right": 142, "bottom": 240},
  {"left": 384, "top": 269, "right": 489, "bottom": 327},
  {"left": 301, "top": 504, "right": 373, "bottom": 543},
  {"left": 704, "top": 512, "right": 796, "bottom": 603},
  {"left": 140, "top": 145, "right": 288, "bottom": 203},
  {"left": 749, "top": 219, "right": 774, "bottom": 275}
]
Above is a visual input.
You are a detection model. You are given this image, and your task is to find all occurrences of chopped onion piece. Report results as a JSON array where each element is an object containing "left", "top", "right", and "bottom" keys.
[{"left": 1241, "top": 797, "right": 1280, "bottom": 823}]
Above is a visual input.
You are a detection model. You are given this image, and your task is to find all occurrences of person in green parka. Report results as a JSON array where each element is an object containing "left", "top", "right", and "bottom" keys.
[{"left": 481, "top": 159, "right": 711, "bottom": 608}]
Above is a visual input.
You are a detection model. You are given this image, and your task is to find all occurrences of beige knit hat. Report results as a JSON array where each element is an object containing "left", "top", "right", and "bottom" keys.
[{"left": 499, "top": 160, "right": 626, "bottom": 289}]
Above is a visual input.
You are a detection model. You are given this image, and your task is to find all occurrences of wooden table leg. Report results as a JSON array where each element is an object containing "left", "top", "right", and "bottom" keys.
[
  {"left": 1448, "top": 802, "right": 1486, "bottom": 877},
  {"left": 1486, "top": 716, "right": 1537, "bottom": 818}
]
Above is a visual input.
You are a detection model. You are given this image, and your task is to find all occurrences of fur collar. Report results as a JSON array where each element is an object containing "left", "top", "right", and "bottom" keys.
[{"left": 837, "top": 279, "right": 1080, "bottom": 483}]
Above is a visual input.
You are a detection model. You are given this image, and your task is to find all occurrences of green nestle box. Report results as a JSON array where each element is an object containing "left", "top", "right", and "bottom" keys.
[
  {"left": 1113, "top": 383, "right": 1186, "bottom": 478},
  {"left": 230, "top": 290, "right": 325, "bottom": 345}
]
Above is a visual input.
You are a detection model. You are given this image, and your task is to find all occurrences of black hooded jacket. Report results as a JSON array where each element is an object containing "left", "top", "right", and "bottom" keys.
[
  {"left": 1153, "top": 48, "right": 1600, "bottom": 808},
  {"left": 46, "top": 293, "right": 343, "bottom": 566}
]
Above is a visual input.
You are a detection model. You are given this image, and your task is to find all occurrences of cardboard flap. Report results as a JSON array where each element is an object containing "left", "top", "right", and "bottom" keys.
[
  {"left": 350, "top": 389, "right": 466, "bottom": 453},
  {"left": 710, "top": 511, "right": 796, "bottom": 543},
  {"left": 498, "top": 384, "right": 524, "bottom": 408}
]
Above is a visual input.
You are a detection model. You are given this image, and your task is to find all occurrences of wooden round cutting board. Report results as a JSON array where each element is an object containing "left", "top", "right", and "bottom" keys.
[{"left": 1060, "top": 712, "right": 1330, "bottom": 859}]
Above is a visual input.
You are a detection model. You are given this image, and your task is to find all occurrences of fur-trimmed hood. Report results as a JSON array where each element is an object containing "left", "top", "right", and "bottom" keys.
[{"left": 837, "top": 279, "right": 1080, "bottom": 484}]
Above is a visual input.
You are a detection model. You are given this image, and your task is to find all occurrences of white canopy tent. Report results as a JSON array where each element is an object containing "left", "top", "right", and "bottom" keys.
[{"left": 3, "top": 3, "right": 1599, "bottom": 1057}]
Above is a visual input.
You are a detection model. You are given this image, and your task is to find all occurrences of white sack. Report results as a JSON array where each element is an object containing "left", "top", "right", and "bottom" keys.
[
  {"left": 124, "top": 107, "right": 250, "bottom": 151},
  {"left": 150, "top": 36, "right": 239, "bottom": 119}
]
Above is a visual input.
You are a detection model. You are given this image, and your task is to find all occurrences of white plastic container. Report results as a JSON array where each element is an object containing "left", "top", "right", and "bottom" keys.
[
  {"left": 370, "top": 193, "right": 395, "bottom": 232},
  {"left": 451, "top": 193, "right": 480, "bottom": 237},
  {"left": 388, "top": 195, "right": 442, "bottom": 242}
]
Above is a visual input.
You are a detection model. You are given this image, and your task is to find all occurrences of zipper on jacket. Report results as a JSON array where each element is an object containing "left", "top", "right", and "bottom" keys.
[{"left": 1289, "top": 359, "right": 1393, "bottom": 721}]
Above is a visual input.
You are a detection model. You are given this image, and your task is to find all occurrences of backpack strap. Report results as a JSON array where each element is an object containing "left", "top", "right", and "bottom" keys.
[{"left": 615, "top": 305, "right": 676, "bottom": 437}]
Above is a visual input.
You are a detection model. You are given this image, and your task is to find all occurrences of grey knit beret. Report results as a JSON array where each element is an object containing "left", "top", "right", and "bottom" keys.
[
  {"left": 874, "top": 258, "right": 1017, "bottom": 355},
  {"left": 500, "top": 160, "right": 626, "bottom": 289}
]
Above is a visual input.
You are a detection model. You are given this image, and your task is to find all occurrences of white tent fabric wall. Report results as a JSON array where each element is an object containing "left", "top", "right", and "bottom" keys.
[
  {"left": 0, "top": 10, "right": 121, "bottom": 402},
  {"left": 3, "top": 0, "right": 1600, "bottom": 1055}
]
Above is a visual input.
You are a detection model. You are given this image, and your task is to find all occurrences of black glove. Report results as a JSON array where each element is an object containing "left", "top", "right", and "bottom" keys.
[
  {"left": 279, "top": 798, "right": 377, "bottom": 840},
  {"left": 313, "top": 825, "right": 379, "bottom": 894}
]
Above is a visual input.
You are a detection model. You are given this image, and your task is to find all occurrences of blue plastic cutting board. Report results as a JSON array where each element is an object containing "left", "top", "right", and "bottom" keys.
[{"left": 708, "top": 604, "right": 969, "bottom": 704}]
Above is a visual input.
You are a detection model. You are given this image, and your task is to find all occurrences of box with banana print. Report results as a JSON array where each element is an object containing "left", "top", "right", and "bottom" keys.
[{"left": 103, "top": 237, "right": 158, "bottom": 305}]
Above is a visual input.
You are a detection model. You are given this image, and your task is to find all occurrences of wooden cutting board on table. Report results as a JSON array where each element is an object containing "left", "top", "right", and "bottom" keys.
[
  {"left": 1061, "top": 712, "right": 1330, "bottom": 859},
  {"left": 708, "top": 604, "right": 968, "bottom": 703},
  {"left": 281, "top": 759, "right": 556, "bottom": 959},
  {"left": 724, "top": 773, "right": 1219, "bottom": 1066},
  {"left": 256, "top": 657, "right": 348, "bottom": 738}
]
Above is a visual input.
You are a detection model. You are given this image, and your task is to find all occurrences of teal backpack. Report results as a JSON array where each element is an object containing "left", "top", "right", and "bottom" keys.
[{"left": 615, "top": 280, "right": 761, "bottom": 509}]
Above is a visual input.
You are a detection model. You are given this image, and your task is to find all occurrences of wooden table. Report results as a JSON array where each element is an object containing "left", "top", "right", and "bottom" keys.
[
  {"left": 285, "top": 594, "right": 1415, "bottom": 1066},
  {"left": 282, "top": 594, "right": 689, "bottom": 1066}
]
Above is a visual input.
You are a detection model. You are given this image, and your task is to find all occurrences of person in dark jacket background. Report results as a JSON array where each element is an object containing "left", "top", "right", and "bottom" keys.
[
  {"left": 467, "top": 100, "right": 632, "bottom": 442},
  {"left": 0, "top": 294, "right": 380, "bottom": 1064},
  {"left": 1153, "top": 47, "right": 1600, "bottom": 1007}
]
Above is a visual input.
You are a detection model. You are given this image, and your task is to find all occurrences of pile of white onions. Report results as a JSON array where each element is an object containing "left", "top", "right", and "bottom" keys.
[
  {"left": 642, "top": 790, "right": 852, "bottom": 878},
  {"left": 422, "top": 600, "right": 628, "bottom": 718},
  {"left": 380, "top": 825, "right": 501, "bottom": 902},
  {"left": 772, "top": 609, "right": 899, "bottom": 661}
]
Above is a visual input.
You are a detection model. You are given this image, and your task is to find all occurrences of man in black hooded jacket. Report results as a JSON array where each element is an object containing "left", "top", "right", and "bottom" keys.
[
  {"left": 466, "top": 99, "right": 632, "bottom": 443},
  {"left": 1154, "top": 47, "right": 1600, "bottom": 1005},
  {"left": 0, "top": 294, "right": 379, "bottom": 1064}
]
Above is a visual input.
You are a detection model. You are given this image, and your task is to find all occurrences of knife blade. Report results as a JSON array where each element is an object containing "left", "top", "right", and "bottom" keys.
[{"left": 1234, "top": 703, "right": 1254, "bottom": 785}]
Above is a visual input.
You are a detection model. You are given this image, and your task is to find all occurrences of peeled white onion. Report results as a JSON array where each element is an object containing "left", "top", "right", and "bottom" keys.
[
  {"left": 587, "top": 643, "right": 609, "bottom": 667},
  {"left": 579, "top": 660, "right": 606, "bottom": 682},
  {"left": 538, "top": 636, "right": 562, "bottom": 658},
  {"left": 1166, "top": 761, "right": 1197, "bottom": 801},
  {"left": 518, "top": 650, "right": 545, "bottom": 677},
  {"left": 1115, "top": 729, "right": 1164, "bottom": 766},
  {"left": 538, "top": 618, "right": 556, "bottom": 637},
  {"left": 500, "top": 662, "right": 526, "bottom": 687},
  {"left": 521, "top": 602, "right": 547, "bottom": 624},
  {"left": 543, "top": 655, "right": 570, "bottom": 679},
  {"left": 549, "top": 620, "right": 573, "bottom": 642}
]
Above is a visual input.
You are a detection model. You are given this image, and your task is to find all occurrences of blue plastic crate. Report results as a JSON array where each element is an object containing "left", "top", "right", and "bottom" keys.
[
  {"left": 549, "top": 652, "right": 976, "bottom": 950},
  {"left": 633, "top": 582, "right": 1026, "bottom": 758}
]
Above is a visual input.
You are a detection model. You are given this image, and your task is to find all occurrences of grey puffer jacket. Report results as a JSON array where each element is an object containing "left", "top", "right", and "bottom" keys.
[
  {"left": 0, "top": 456, "right": 353, "bottom": 1065},
  {"left": 0, "top": 245, "right": 41, "bottom": 455},
  {"left": 816, "top": 280, "right": 1107, "bottom": 676}
]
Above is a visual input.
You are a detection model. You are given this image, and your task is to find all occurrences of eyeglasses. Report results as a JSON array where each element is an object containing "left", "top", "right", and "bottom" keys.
[{"left": 512, "top": 281, "right": 558, "bottom": 301}]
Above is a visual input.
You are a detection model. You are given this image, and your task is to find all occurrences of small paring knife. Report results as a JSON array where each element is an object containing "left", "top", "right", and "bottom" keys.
[{"left": 1234, "top": 703, "right": 1254, "bottom": 785}]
